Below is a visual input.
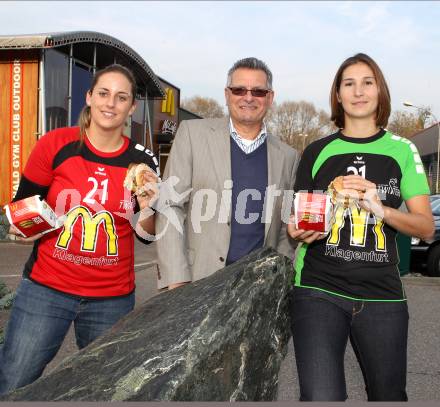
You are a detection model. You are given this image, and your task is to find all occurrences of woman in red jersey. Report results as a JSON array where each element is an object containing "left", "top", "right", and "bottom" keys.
[{"left": 0, "top": 64, "right": 159, "bottom": 394}]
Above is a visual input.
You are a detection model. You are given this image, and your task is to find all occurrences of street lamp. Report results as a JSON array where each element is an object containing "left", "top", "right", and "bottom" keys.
[{"left": 403, "top": 101, "right": 440, "bottom": 193}]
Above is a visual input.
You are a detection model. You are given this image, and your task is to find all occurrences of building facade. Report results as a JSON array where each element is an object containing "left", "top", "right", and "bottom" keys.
[
  {"left": 410, "top": 123, "right": 440, "bottom": 194},
  {"left": 0, "top": 31, "right": 200, "bottom": 206}
]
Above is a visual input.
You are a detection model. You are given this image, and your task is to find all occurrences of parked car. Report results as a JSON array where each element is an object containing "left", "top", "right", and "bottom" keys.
[
  {"left": 411, "top": 200, "right": 440, "bottom": 277},
  {"left": 429, "top": 194, "right": 440, "bottom": 204}
]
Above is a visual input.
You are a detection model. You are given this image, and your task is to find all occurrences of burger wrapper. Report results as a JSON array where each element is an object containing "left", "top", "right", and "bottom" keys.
[
  {"left": 294, "top": 192, "right": 333, "bottom": 234},
  {"left": 4, "top": 195, "right": 64, "bottom": 238}
]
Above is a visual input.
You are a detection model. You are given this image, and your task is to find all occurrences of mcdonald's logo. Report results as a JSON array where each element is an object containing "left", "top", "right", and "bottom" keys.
[
  {"left": 161, "top": 88, "right": 175, "bottom": 116},
  {"left": 327, "top": 204, "right": 386, "bottom": 251},
  {"left": 56, "top": 206, "right": 118, "bottom": 256}
]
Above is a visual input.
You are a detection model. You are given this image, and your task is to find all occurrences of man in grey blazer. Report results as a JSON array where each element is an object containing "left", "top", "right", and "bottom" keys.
[{"left": 156, "top": 57, "right": 298, "bottom": 290}]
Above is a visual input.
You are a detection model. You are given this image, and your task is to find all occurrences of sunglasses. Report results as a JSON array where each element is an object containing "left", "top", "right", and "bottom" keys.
[{"left": 227, "top": 87, "right": 271, "bottom": 97}]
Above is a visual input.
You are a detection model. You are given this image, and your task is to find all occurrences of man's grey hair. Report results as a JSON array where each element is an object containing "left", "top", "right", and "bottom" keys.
[{"left": 226, "top": 57, "right": 273, "bottom": 90}]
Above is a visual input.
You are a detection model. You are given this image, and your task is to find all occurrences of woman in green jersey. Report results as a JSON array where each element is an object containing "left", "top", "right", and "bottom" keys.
[{"left": 287, "top": 53, "right": 434, "bottom": 401}]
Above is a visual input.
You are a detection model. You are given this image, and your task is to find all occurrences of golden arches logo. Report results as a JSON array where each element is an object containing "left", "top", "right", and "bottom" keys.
[
  {"left": 328, "top": 206, "right": 347, "bottom": 246},
  {"left": 327, "top": 204, "right": 386, "bottom": 251},
  {"left": 372, "top": 218, "right": 386, "bottom": 251},
  {"left": 161, "top": 88, "right": 175, "bottom": 116},
  {"left": 349, "top": 206, "right": 370, "bottom": 247},
  {"left": 56, "top": 206, "right": 118, "bottom": 256}
]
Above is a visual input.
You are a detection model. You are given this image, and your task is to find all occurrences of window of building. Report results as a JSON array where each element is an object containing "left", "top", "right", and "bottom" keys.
[
  {"left": 71, "top": 61, "right": 92, "bottom": 127},
  {"left": 44, "top": 49, "right": 69, "bottom": 131},
  {"left": 131, "top": 97, "right": 146, "bottom": 145}
]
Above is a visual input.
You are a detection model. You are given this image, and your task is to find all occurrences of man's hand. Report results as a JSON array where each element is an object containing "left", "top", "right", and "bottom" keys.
[{"left": 168, "top": 281, "right": 190, "bottom": 290}]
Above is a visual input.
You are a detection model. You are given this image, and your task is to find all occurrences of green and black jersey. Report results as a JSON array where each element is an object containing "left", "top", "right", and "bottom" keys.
[{"left": 294, "top": 129, "right": 430, "bottom": 301}]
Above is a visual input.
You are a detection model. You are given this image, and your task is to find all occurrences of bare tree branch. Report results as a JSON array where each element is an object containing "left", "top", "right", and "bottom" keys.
[
  {"left": 267, "top": 100, "right": 335, "bottom": 152},
  {"left": 181, "top": 96, "right": 225, "bottom": 118},
  {"left": 387, "top": 110, "right": 425, "bottom": 138}
]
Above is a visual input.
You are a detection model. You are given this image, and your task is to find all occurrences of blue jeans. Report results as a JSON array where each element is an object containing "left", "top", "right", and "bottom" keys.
[
  {"left": 0, "top": 278, "right": 135, "bottom": 395},
  {"left": 289, "top": 286, "right": 408, "bottom": 401}
]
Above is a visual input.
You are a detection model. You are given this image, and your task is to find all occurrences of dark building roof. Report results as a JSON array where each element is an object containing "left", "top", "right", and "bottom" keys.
[
  {"left": 0, "top": 31, "right": 164, "bottom": 98},
  {"left": 410, "top": 123, "right": 440, "bottom": 156},
  {"left": 179, "top": 107, "right": 203, "bottom": 120}
]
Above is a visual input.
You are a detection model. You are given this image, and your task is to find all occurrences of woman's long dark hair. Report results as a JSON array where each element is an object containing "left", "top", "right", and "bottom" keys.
[{"left": 330, "top": 53, "right": 391, "bottom": 129}]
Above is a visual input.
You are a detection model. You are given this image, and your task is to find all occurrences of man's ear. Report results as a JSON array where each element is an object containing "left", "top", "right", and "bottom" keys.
[
  {"left": 268, "top": 90, "right": 275, "bottom": 107},
  {"left": 224, "top": 87, "right": 230, "bottom": 108}
]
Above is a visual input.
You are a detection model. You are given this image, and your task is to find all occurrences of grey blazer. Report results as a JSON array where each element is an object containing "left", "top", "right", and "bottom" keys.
[{"left": 156, "top": 117, "right": 298, "bottom": 289}]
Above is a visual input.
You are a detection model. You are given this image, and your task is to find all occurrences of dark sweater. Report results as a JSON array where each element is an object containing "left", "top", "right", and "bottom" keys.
[{"left": 226, "top": 139, "right": 268, "bottom": 265}]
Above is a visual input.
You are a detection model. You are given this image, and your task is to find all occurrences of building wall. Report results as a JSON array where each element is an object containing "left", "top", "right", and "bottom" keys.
[
  {"left": 0, "top": 51, "right": 39, "bottom": 205},
  {"left": 148, "top": 78, "right": 180, "bottom": 175},
  {"left": 411, "top": 124, "right": 440, "bottom": 194},
  {"left": 152, "top": 79, "right": 180, "bottom": 145},
  {"left": 0, "top": 46, "right": 198, "bottom": 204}
]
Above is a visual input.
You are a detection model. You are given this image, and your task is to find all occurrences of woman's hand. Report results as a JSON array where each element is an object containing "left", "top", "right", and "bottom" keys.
[
  {"left": 341, "top": 175, "right": 385, "bottom": 218},
  {"left": 8, "top": 224, "right": 43, "bottom": 243},
  {"left": 287, "top": 215, "right": 327, "bottom": 244},
  {"left": 134, "top": 168, "right": 160, "bottom": 237},
  {"left": 136, "top": 169, "right": 159, "bottom": 211},
  {"left": 341, "top": 175, "right": 434, "bottom": 240}
]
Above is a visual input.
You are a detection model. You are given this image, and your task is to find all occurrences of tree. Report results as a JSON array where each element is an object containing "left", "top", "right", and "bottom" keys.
[
  {"left": 181, "top": 96, "right": 225, "bottom": 118},
  {"left": 387, "top": 110, "right": 424, "bottom": 138},
  {"left": 267, "top": 100, "right": 335, "bottom": 151}
]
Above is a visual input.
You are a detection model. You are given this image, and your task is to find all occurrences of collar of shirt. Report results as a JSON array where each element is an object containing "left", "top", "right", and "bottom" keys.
[{"left": 229, "top": 118, "right": 268, "bottom": 154}]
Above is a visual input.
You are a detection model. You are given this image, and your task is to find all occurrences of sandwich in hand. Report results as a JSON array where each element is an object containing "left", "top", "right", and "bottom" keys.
[
  {"left": 327, "top": 176, "right": 363, "bottom": 208},
  {"left": 124, "top": 163, "right": 156, "bottom": 197}
]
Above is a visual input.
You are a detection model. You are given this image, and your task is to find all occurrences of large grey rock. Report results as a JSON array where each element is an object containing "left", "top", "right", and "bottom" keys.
[
  {"left": 0, "top": 214, "right": 9, "bottom": 240},
  {"left": 2, "top": 247, "right": 293, "bottom": 401}
]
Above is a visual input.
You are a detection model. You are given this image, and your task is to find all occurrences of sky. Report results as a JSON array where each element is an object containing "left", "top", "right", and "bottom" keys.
[{"left": 1, "top": 1, "right": 439, "bottom": 119}]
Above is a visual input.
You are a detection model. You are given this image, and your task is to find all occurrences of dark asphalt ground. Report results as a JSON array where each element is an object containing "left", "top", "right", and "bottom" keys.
[{"left": 0, "top": 239, "right": 439, "bottom": 401}]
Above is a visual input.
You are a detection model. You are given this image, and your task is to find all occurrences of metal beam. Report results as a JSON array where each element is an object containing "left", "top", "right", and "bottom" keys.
[
  {"left": 39, "top": 49, "right": 46, "bottom": 137},
  {"left": 93, "top": 43, "right": 97, "bottom": 74},
  {"left": 142, "top": 95, "right": 148, "bottom": 146},
  {"left": 67, "top": 44, "right": 73, "bottom": 126},
  {"left": 145, "top": 88, "right": 154, "bottom": 152}
]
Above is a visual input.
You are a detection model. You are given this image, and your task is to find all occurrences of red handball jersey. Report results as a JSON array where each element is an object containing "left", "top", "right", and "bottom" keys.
[{"left": 18, "top": 127, "right": 159, "bottom": 298}]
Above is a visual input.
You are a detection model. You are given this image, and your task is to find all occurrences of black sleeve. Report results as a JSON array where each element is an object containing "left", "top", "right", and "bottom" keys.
[
  {"left": 135, "top": 230, "right": 153, "bottom": 245},
  {"left": 294, "top": 134, "right": 337, "bottom": 192},
  {"left": 129, "top": 146, "right": 159, "bottom": 245},
  {"left": 12, "top": 175, "right": 50, "bottom": 202},
  {"left": 134, "top": 195, "right": 153, "bottom": 246},
  {"left": 294, "top": 145, "right": 315, "bottom": 192}
]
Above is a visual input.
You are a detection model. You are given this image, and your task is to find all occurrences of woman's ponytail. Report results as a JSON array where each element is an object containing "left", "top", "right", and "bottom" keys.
[{"left": 78, "top": 104, "right": 91, "bottom": 144}]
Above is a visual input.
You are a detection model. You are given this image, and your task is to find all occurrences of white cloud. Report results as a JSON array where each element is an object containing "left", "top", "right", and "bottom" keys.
[{"left": 357, "top": 2, "right": 389, "bottom": 36}]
